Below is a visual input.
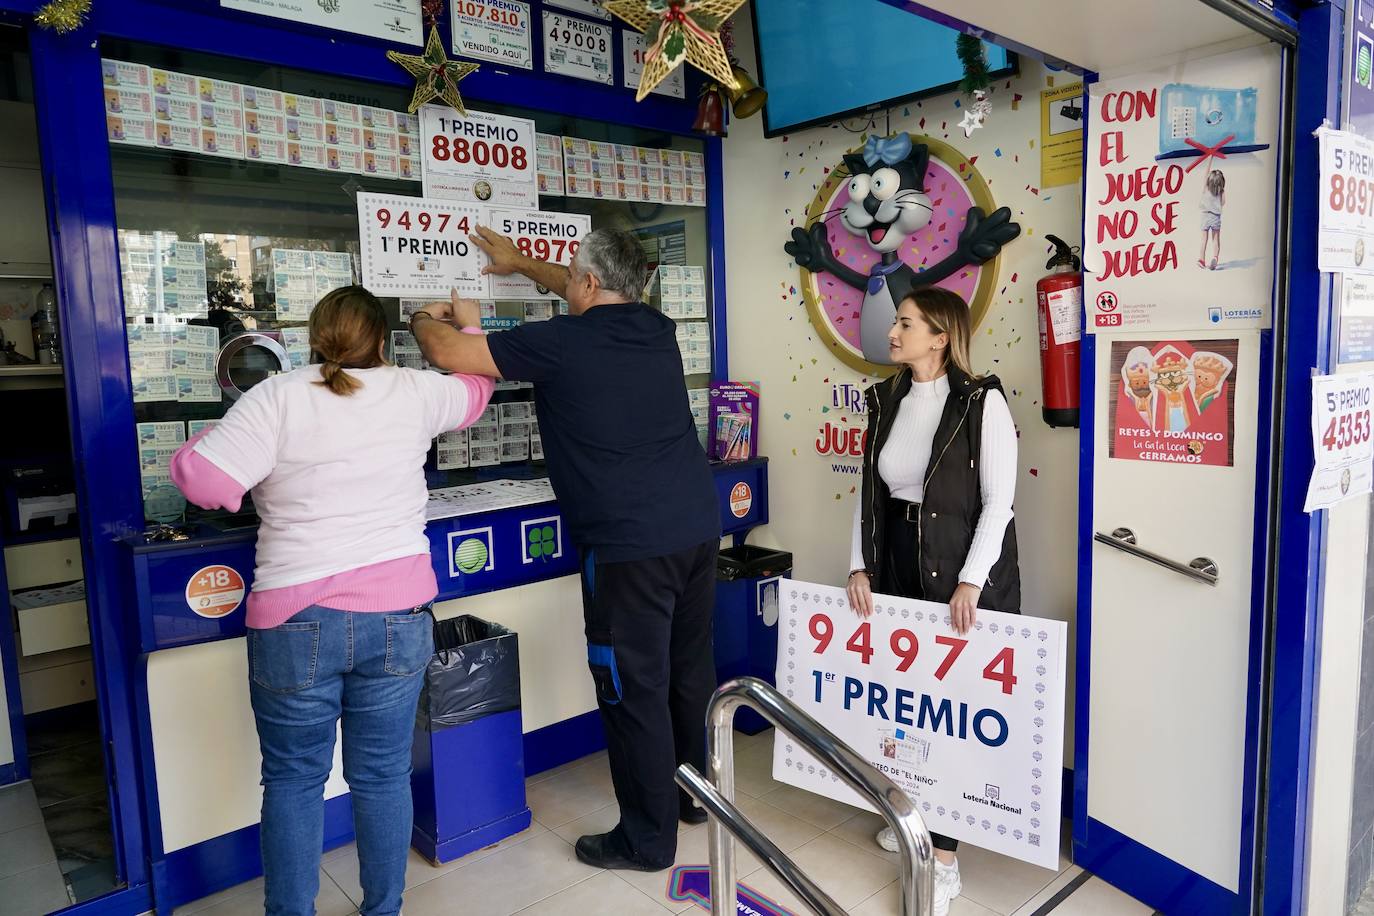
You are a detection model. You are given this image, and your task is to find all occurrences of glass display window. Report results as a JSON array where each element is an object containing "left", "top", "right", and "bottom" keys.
[{"left": 103, "top": 40, "right": 714, "bottom": 527}]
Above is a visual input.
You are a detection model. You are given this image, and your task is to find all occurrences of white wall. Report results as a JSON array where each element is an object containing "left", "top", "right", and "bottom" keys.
[
  {"left": 722, "top": 27, "right": 1083, "bottom": 758},
  {"left": 148, "top": 638, "right": 351, "bottom": 853},
  {"left": 433, "top": 575, "right": 595, "bottom": 733}
]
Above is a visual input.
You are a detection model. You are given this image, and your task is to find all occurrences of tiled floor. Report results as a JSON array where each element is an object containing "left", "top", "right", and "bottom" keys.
[
  {"left": 23, "top": 704, "right": 120, "bottom": 906},
  {"left": 172, "top": 729, "right": 1154, "bottom": 916},
  {"left": 0, "top": 705, "right": 122, "bottom": 916},
  {"left": 0, "top": 782, "right": 72, "bottom": 916}
]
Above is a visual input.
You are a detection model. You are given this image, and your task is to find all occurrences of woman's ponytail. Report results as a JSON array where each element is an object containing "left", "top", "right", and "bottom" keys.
[{"left": 318, "top": 358, "right": 363, "bottom": 396}]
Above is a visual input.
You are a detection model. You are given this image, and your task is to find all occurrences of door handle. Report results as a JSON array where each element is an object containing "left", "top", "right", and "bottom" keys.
[{"left": 1093, "top": 527, "right": 1219, "bottom": 586}]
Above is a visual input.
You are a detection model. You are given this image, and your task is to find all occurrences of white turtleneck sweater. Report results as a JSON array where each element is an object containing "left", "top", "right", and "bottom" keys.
[{"left": 849, "top": 374, "right": 1018, "bottom": 589}]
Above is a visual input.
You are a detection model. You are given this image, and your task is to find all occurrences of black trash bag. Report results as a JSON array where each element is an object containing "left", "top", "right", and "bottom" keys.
[
  {"left": 416, "top": 615, "right": 521, "bottom": 732},
  {"left": 717, "top": 545, "right": 793, "bottom": 581}
]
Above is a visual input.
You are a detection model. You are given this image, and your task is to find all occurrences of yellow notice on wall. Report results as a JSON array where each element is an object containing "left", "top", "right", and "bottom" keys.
[{"left": 1041, "top": 81, "right": 1085, "bottom": 188}]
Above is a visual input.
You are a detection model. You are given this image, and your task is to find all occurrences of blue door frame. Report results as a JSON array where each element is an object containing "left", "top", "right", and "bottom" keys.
[
  {"left": 1261, "top": 2, "right": 1345, "bottom": 914},
  {"left": 0, "top": 0, "right": 729, "bottom": 911}
]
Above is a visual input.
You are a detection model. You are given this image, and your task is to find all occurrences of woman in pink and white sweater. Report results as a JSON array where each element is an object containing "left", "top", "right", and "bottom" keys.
[{"left": 170, "top": 286, "right": 492, "bottom": 916}]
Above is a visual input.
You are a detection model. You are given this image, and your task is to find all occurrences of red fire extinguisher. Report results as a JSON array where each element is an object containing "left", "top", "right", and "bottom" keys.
[{"left": 1036, "top": 234, "right": 1082, "bottom": 428}]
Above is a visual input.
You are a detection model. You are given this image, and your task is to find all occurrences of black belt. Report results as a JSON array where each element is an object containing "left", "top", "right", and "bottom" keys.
[{"left": 888, "top": 498, "right": 922, "bottom": 523}]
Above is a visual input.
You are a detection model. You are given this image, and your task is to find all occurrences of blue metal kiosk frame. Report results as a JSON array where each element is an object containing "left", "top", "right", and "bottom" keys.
[
  {"left": 0, "top": 0, "right": 761, "bottom": 910},
  {"left": 0, "top": 0, "right": 1347, "bottom": 913}
]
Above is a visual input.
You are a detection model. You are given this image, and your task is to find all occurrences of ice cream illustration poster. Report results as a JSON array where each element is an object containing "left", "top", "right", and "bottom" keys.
[{"left": 1109, "top": 339, "right": 1238, "bottom": 466}]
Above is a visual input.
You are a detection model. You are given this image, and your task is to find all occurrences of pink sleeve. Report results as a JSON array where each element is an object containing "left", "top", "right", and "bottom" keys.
[
  {"left": 453, "top": 373, "right": 496, "bottom": 429},
  {"left": 170, "top": 428, "right": 248, "bottom": 512},
  {"left": 450, "top": 326, "right": 495, "bottom": 430}
]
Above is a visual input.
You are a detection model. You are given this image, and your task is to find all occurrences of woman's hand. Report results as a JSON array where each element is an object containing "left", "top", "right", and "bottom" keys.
[
  {"left": 450, "top": 290, "right": 482, "bottom": 330},
  {"left": 949, "top": 583, "right": 980, "bottom": 635},
  {"left": 847, "top": 571, "right": 874, "bottom": 619},
  {"left": 418, "top": 296, "right": 453, "bottom": 321}
]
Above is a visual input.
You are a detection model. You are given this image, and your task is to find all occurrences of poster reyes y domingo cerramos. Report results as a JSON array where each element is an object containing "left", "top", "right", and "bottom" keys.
[
  {"left": 1107, "top": 338, "right": 1238, "bottom": 466},
  {"left": 773, "top": 582, "right": 1067, "bottom": 870}
]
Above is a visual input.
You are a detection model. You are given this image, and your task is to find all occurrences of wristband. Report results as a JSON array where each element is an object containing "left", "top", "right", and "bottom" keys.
[{"left": 409, "top": 311, "right": 437, "bottom": 326}]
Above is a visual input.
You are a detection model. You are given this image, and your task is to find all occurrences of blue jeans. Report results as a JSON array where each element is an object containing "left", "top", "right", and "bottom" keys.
[{"left": 248, "top": 604, "right": 435, "bottom": 916}]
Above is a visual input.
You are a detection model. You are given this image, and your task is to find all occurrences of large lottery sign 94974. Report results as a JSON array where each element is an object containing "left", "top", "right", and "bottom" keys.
[
  {"left": 357, "top": 192, "right": 489, "bottom": 298},
  {"left": 772, "top": 581, "right": 1067, "bottom": 869}
]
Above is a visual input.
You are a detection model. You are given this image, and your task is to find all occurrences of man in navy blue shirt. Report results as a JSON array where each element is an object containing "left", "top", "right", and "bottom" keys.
[{"left": 410, "top": 226, "right": 720, "bottom": 872}]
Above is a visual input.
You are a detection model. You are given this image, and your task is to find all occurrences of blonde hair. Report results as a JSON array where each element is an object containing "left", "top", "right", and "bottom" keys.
[
  {"left": 1206, "top": 170, "right": 1225, "bottom": 195},
  {"left": 307, "top": 285, "right": 387, "bottom": 396},
  {"left": 900, "top": 287, "right": 978, "bottom": 379}
]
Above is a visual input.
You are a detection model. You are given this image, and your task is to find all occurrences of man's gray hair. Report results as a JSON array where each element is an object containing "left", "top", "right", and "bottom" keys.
[{"left": 573, "top": 228, "right": 648, "bottom": 302}]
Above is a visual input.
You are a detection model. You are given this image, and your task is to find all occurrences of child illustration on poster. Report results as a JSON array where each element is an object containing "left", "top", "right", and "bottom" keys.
[{"left": 1109, "top": 339, "right": 1237, "bottom": 466}]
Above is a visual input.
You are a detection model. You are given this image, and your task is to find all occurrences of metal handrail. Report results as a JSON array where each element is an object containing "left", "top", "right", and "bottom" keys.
[
  {"left": 1093, "top": 527, "right": 1219, "bottom": 586},
  {"left": 675, "top": 677, "right": 934, "bottom": 916}
]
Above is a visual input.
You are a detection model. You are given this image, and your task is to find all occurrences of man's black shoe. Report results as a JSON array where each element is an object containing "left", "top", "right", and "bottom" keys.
[
  {"left": 574, "top": 831, "right": 667, "bottom": 872},
  {"left": 680, "top": 803, "right": 708, "bottom": 825}
]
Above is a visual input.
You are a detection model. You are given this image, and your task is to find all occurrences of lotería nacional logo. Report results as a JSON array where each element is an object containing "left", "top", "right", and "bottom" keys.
[
  {"left": 455, "top": 537, "right": 489, "bottom": 574},
  {"left": 447, "top": 527, "right": 494, "bottom": 577}
]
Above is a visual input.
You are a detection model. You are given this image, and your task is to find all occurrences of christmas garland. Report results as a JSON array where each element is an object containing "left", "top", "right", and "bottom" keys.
[
  {"left": 956, "top": 33, "right": 990, "bottom": 97},
  {"left": 35, "top": 0, "right": 91, "bottom": 33}
]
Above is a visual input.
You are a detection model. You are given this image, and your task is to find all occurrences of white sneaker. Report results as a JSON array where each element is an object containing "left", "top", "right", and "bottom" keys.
[
  {"left": 932, "top": 859, "right": 962, "bottom": 916},
  {"left": 872, "top": 831, "right": 961, "bottom": 915}
]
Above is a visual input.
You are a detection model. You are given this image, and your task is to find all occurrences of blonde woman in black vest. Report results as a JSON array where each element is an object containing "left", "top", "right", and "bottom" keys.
[{"left": 846, "top": 286, "right": 1021, "bottom": 916}]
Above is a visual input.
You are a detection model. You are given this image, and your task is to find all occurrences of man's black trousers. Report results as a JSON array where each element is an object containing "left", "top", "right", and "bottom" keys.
[{"left": 578, "top": 539, "right": 718, "bottom": 868}]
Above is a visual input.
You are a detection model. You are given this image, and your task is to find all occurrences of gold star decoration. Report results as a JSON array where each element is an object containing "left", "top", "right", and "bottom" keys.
[
  {"left": 604, "top": 0, "right": 747, "bottom": 102},
  {"left": 386, "top": 26, "right": 480, "bottom": 115}
]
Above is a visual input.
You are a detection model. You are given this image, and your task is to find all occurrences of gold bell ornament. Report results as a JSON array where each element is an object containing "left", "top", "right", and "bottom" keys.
[{"left": 725, "top": 64, "right": 767, "bottom": 118}]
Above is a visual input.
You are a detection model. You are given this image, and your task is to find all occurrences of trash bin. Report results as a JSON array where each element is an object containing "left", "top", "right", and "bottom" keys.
[
  {"left": 714, "top": 545, "right": 792, "bottom": 735},
  {"left": 411, "top": 615, "right": 532, "bottom": 864}
]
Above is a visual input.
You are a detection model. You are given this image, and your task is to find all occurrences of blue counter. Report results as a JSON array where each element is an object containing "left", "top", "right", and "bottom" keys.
[{"left": 126, "top": 458, "right": 768, "bottom": 653}]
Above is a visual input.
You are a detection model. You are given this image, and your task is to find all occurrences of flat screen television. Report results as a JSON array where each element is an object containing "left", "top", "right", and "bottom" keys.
[{"left": 750, "top": 0, "right": 1016, "bottom": 138}]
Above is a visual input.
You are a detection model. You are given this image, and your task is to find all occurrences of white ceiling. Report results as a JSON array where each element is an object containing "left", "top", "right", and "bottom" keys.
[{"left": 907, "top": 0, "right": 1265, "bottom": 74}]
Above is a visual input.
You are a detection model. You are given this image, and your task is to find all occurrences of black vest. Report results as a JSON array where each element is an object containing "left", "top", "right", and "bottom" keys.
[{"left": 859, "top": 365, "right": 1021, "bottom": 613}]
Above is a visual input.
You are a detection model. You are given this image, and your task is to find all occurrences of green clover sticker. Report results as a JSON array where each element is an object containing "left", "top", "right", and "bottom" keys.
[{"left": 528, "top": 525, "right": 556, "bottom": 561}]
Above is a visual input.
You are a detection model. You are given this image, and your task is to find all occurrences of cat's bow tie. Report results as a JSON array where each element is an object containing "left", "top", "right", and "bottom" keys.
[{"left": 863, "top": 134, "right": 912, "bottom": 167}]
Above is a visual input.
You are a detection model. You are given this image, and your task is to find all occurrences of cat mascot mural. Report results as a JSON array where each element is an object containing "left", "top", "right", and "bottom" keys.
[{"left": 784, "top": 132, "right": 1021, "bottom": 365}]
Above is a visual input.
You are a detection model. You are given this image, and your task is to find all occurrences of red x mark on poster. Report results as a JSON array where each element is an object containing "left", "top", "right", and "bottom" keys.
[{"left": 1184, "top": 134, "right": 1236, "bottom": 173}]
